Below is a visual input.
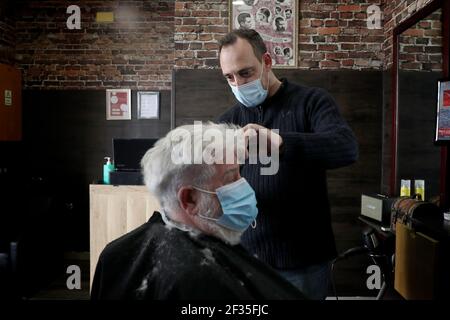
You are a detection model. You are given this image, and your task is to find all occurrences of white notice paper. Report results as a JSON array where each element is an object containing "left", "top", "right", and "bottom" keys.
[{"left": 139, "top": 93, "right": 159, "bottom": 119}]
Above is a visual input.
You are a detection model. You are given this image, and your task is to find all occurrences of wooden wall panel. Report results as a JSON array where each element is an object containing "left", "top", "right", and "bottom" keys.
[
  {"left": 397, "top": 71, "right": 442, "bottom": 200},
  {"left": 0, "top": 63, "right": 21, "bottom": 140}
]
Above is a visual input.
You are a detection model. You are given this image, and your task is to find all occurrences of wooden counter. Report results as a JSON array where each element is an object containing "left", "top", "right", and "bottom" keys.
[{"left": 89, "top": 184, "right": 160, "bottom": 289}]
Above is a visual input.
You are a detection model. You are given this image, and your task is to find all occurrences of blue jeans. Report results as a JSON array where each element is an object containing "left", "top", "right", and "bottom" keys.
[{"left": 276, "top": 261, "right": 331, "bottom": 300}]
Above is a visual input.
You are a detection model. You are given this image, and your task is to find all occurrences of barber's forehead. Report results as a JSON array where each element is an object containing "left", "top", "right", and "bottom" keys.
[{"left": 220, "top": 38, "right": 258, "bottom": 65}]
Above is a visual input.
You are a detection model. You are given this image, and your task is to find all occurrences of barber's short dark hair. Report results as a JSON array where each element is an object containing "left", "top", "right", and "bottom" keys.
[{"left": 218, "top": 29, "right": 267, "bottom": 62}]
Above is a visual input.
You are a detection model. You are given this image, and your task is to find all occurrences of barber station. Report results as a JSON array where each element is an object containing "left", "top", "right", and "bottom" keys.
[{"left": 1, "top": 0, "right": 450, "bottom": 303}]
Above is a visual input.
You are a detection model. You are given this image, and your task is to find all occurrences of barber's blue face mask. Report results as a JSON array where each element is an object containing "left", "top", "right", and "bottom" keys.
[
  {"left": 229, "top": 63, "right": 269, "bottom": 108},
  {"left": 193, "top": 178, "right": 258, "bottom": 232}
]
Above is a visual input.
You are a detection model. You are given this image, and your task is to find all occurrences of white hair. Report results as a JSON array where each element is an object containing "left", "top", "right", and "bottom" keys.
[{"left": 141, "top": 121, "right": 243, "bottom": 216}]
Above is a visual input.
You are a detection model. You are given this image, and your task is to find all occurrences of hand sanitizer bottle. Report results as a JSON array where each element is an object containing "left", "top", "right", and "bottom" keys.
[{"left": 103, "top": 157, "right": 115, "bottom": 184}]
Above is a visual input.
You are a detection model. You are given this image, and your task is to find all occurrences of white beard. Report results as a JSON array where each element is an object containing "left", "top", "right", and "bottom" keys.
[
  {"left": 207, "top": 221, "right": 243, "bottom": 246},
  {"left": 197, "top": 193, "right": 244, "bottom": 246}
]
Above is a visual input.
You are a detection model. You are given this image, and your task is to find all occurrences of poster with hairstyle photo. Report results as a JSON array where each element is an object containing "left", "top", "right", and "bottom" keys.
[{"left": 230, "top": 0, "right": 298, "bottom": 68}]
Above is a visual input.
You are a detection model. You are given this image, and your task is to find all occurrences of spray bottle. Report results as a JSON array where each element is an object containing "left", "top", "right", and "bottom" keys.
[{"left": 103, "top": 157, "right": 115, "bottom": 184}]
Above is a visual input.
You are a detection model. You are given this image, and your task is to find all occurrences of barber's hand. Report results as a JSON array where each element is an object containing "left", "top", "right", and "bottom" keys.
[{"left": 242, "top": 123, "right": 283, "bottom": 155}]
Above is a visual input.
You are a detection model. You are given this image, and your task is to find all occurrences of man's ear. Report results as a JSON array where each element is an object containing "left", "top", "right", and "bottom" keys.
[
  {"left": 177, "top": 186, "right": 200, "bottom": 217},
  {"left": 263, "top": 52, "right": 272, "bottom": 69}
]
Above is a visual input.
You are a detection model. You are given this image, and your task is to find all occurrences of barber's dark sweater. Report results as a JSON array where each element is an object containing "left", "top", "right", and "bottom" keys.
[{"left": 219, "top": 78, "right": 358, "bottom": 269}]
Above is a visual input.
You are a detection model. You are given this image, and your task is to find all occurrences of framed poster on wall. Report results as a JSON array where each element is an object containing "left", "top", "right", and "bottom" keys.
[
  {"left": 106, "top": 89, "right": 131, "bottom": 120},
  {"left": 137, "top": 91, "right": 160, "bottom": 119},
  {"left": 435, "top": 80, "right": 450, "bottom": 142},
  {"left": 230, "top": 0, "right": 298, "bottom": 68}
]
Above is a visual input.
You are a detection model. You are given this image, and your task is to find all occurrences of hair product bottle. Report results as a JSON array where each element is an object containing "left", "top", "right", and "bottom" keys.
[{"left": 103, "top": 157, "right": 115, "bottom": 184}]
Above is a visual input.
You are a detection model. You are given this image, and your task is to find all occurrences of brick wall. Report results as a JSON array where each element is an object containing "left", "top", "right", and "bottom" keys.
[
  {"left": 398, "top": 9, "right": 442, "bottom": 71},
  {"left": 383, "top": 0, "right": 435, "bottom": 69},
  {"left": 2, "top": 0, "right": 444, "bottom": 89},
  {"left": 174, "top": 0, "right": 228, "bottom": 69},
  {"left": 13, "top": 0, "right": 174, "bottom": 90},
  {"left": 298, "top": 0, "right": 384, "bottom": 70},
  {"left": 0, "top": 10, "right": 15, "bottom": 65},
  {"left": 174, "top": 0, "right": 386, "bottom": 70}
]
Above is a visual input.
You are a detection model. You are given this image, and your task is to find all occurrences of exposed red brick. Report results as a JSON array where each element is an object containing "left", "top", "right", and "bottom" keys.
[
  {"left": 341, "top": 59, "right": 355, "bottom": 66},
  {"left": 383, "top": 0, "right": 442, "bottom": 71},
  {"left": 12, "top": 0, "right": 175, "bottom": 90},
  {"left": 338, "top": 5, "right": 361, "bottom": 12},
  {"left": 318, "top": 27, "right": 340, "bottom": 35},
  {"left": 318, "top": 44, "right": 339, "bottom": 51},
  {"left": 320, "top": 60, "right": 340, "bottom": 68},
  {"left": 311, "top": 20, "right": 324, "bottom": 27},
  {"left": 10, "top": 0, "right": 438, "bottom": 76}
]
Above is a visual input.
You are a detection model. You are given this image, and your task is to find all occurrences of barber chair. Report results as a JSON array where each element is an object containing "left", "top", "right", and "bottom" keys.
[{"left": 331, "top": 226, "right": 395, "bottom": 300}]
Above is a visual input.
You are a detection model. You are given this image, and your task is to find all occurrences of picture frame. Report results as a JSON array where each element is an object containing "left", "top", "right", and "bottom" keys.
[
  {"left": 229, "top": 0, "right": 298, "bottom": 68},
  {"left": 435, "top": 80, "right": 450, "bottom": 142},
  {"left": 137, "top": 91, "right": 160, "bottom": 120},
  {"left": 106, "top": 89, "right": 131, "bottom": 120}
]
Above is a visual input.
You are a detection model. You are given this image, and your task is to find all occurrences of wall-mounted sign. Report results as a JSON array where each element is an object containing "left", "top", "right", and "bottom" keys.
[
  {"left": 137, "top": 91, "right": 160, "bottom": 119},
  {"left": 96, "top": 12, "right": 114, "bottom": 23},
  {"left": 106, "top": 89, "right": 131, "bottom": 120},
  {"left": 230, "top": 0, "right": 298, "bottom": 68},
  {"left": 4, "top": 90, "right": 12, "bottom": 106}
]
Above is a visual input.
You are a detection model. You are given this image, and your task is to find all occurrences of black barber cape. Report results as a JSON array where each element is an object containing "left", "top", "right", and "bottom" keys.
[{"left": 91, "top": 212, "right": 304, "bottom": 300}]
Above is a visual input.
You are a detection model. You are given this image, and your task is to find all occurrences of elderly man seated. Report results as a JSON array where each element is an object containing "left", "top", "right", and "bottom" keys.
[{"left": 91, "top": 122, "right": 304, "bottom": 300}]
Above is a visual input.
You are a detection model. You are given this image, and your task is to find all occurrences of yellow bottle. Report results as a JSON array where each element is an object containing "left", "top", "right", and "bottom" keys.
[
  {"left": 400, "top": 179, "right": 411, "bottom": 197},
  {"left": 415, "top": 180, "right": 425, "bottom": 201}
]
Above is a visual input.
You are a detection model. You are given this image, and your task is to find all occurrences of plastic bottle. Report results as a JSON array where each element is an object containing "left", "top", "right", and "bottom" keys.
[
  {"left": 414, "top": 180, "right": 425, "bottom": 201},
  {"left": 400, "top": 179, "right": 411, "bottom": 197},
  {"left": 103, "top": 157, "right": 115, "bottom": 184}
]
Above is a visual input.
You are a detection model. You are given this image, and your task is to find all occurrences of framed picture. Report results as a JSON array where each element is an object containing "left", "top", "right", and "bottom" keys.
[
  {"left": 137, "top": 91, "right": 160, "bottom": 119},
  {"left": 229, "top": 0, "right": 298, "bottom": 68},
  {"left": 106, "top": 89, "right": 131, "bottom": 120},
  {"left": 435, "top": 80, "right": 450, "bottom": 142}
]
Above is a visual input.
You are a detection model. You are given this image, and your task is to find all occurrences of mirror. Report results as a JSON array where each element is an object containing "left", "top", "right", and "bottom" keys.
[
  {"left": 391, "top": 0, "right": 450, "bottom": 206},
  {"left": 397, "top": 8, "right": 443, "bottom": 202}
]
